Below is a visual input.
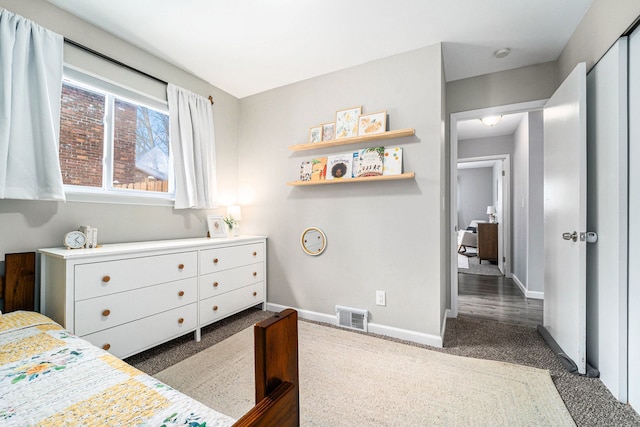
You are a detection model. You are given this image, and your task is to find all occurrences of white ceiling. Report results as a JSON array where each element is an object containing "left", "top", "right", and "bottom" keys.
[
  {"left": 457, "top": 113, "right": 527, "bottom": 141},
  {"left": 47, "top": 0, "right": 593, "bottom": 99}
]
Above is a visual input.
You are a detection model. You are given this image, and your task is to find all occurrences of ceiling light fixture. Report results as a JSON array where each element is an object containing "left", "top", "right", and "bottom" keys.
[
  {"left": 480, "top": 115, "right": 502, "bottom": 126},
  {"left": 494, "top": 48, "right": 510, "bottom": 59}
]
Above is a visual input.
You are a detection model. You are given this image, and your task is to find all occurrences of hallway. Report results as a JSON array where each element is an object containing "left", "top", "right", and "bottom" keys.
[{"left": 458, "top": 273, "right": 543, "bottom": 327}]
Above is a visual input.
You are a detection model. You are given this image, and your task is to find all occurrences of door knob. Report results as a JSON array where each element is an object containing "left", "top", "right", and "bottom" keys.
[{"left": 562, "top": 231, "right": 578, "bottom": 242}]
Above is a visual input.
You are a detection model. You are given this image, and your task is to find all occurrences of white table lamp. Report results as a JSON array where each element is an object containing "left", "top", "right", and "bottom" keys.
[{"left": 487, "top": 205, "right": 497, "bottom": 223}]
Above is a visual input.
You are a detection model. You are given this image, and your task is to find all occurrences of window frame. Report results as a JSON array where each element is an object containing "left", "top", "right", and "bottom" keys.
[{"left": 61, "top": 66, "right": 175, "bottom": 206}]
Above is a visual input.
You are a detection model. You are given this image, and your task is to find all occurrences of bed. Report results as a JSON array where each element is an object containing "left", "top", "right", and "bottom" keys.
[{"left": 0, "top": 309, "right": 299, "bottom": 426}]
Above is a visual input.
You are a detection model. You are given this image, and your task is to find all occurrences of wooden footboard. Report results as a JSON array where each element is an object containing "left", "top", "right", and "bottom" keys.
[{"left": 233, "top": 309, "right": 300, "bottom": 427}]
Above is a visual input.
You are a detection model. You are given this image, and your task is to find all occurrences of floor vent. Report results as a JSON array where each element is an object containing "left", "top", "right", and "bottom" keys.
[{"left": 335, "top": 305, "right": 368, "bottom": 332}]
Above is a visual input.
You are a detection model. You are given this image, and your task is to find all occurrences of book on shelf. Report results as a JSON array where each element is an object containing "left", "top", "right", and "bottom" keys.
[
  {"left": 354, "top": 146, "right": 384, "bottom": 178},
  {"left": 326, "top": 153, "right": 353, "bottom": 180},
  {"left": 310, "top": 157, "right": 327, "bottom": 181},
  {"left": 300, "top": 161, "right": 312, "bottom": 181},
  {"left": 383, "top": 146, "right": 403, "bottom": 175}
]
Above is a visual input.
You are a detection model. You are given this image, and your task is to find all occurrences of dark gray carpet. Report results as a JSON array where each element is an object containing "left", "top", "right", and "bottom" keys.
[
  {"left": 125, "top": 308, "right": 271, "bottom": 375},
  {"left": 126, "top": 308, "right": 640, "bottom": 427}
]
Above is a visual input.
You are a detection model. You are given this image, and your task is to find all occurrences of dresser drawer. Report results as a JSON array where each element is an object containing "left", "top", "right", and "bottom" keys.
[
  {"left": 199, "top": 263, "right": 264, "bottom": 300},
  {"left": 75, "top": 251, "right": 197, "bottom": 301},
  {"left": 199, "top": 243, "right": 264, "bottom": 275},
  {"left": 74, "top": 277, "right": 197, "bottom": 336},
  {"left": 200, "top": 282, "right": 264, "bottom": 326},
  {"left": 82, "top": 303, "right": 197, "bottom": 359}
]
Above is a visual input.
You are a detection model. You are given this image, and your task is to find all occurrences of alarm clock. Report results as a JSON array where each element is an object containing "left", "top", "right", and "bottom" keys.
[{"left": 64, "top": 230, "right": 87, "bottom": 249}]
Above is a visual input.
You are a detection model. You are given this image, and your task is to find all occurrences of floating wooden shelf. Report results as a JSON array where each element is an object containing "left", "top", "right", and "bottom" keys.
[
  {"left": 287, "top": 172, "right": 415, "bottom": 186},
  {"left": 288, "top": 128, "right": 415, "bottom": 151}
]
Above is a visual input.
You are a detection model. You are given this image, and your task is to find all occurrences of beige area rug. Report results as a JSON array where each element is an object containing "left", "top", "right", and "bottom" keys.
[
  {"left": 155, "top": 321, "right": 575, "bottom": 426},
  {"left": 458, "top": 253, "right": 503, "bottom": 276},
  {"left": 458, "top": 253, "right": 469, "bottom": 269}
]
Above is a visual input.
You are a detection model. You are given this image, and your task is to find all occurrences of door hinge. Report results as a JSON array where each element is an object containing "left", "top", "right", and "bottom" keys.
[
  {"left": 503, "top": 256, "right": 506, "bottom": 262},
  {"left": 502, "top": 170, "right": 505, "bottom": 176}
]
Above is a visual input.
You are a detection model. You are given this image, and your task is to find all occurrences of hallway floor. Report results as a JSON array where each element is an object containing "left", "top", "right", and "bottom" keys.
[{"left": 458, "top": 272, "right": 543, "bottom": 327}]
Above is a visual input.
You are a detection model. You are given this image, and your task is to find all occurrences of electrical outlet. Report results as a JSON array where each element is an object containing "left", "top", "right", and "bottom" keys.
[{"left": 376, "top": 290, "right": 386, "bottom": 306}]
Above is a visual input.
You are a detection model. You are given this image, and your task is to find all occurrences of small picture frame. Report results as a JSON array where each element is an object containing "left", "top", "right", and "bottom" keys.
[
  {"left": 321, "top": 122, "right": 335, "bottom": 141},
  {"left": 335, "top": 106, "right": 362, "bottom": 139},
  {"left": 207, "top": 215, "right": 227, "bottom": 238},
  {"left": 309, "top": 125, "right": 322, "bottom": 143},
  {"left": 358, "top": 110, "right": 387, "bottom": 136}
]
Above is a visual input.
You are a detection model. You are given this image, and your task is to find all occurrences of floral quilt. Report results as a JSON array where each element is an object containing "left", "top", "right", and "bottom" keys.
[{"left": 0, "top": 311, "right": 235, "bottom": 426}]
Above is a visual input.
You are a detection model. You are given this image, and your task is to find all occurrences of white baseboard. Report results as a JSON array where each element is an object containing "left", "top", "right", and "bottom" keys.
[
  {"left": 511, "top": 274, "right": 544, "bottom": 300},
  {"left": 267, "top": 302, "right": 443, "bottom": 348},
  {"left": 267, "top": 303, "right": 335, "bottom": 323}
]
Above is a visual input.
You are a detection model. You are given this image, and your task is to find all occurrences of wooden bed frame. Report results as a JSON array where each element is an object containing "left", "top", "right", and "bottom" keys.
[{"left": 233, "top": 308, "right": 300, "bottom": 427}]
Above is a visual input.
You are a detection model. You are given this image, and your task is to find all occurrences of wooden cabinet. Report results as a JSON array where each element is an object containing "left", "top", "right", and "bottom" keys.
[
  {"left": 39, "top": 236, "right": 266, "bottom": 359},
  {"left": 477, "top": 223, "right": 498, "bottom": 263}
]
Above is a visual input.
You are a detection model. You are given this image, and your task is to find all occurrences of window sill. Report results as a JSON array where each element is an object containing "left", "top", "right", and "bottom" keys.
[{"left": 64, "top": 187, "right": 175, "bottom": 207}]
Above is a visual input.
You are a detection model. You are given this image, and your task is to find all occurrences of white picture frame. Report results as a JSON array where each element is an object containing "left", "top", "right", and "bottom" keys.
[
  {"left": 335, "top": 106, "right": 362, "bottom": 139},
  {"left": 207, "top": 215, "right": 227, "bottom": 238}
]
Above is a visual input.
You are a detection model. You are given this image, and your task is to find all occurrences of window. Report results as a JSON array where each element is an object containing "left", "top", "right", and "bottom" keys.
[{"left": 59, "top": 67, "right": 173, "bottom": 204}]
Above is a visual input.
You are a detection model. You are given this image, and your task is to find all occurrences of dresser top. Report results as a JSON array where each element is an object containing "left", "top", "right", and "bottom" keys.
[{"left": 38, "top": 235, "right": 267, "bottom": 260}]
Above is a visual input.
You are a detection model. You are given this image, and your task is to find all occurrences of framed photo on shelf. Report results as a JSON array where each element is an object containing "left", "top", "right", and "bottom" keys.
[
  {"left": 335, "top": 106, "right": 362, "bottom": 139},
  {"left": 309, "top": 125, "right": 322, "bottom": 143},
  {"left": 207, "top": 215, "right": 227, "bottom": 238},
  {"left": 358, "top": 110, "right": 387, "bottom": 136},
  {"left": 321, "top": 122, "right": 335, "bottom": 141}
]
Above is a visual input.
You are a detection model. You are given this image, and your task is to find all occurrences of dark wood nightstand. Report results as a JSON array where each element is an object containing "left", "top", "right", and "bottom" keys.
[{"left": 477, "top": 223, "right": 498, "bottom": 263}]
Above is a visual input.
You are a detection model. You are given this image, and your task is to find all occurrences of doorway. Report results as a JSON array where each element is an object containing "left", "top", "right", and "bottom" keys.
[
  {"left": 449, "top": 100, "right": 546, "bottom": 320},
  {"left": 457, "top": 156, "right": 507, "bottom": 277}
]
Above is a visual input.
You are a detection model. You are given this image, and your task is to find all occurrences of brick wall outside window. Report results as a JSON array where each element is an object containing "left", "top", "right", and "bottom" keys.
[
  {"left": 113, "top": 99, "right": 138, "bottom": 186},
  {"left": 59, "top": 84, "right": 104, "bottom": 187}
]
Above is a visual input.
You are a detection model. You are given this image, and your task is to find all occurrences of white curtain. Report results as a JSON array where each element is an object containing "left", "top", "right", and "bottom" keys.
[
  {"left": 167, "top": 83, "right": 218, "bottom": 209},
  {"left": 0, "top": 8, "right": 65, "bottom": 201}
]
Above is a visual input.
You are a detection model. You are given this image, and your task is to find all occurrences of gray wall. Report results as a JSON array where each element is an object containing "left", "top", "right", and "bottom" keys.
[
  {"left": 511, "top": 112, "right": 544, "bottom": 294},
  {"left": 0, "top": 0, "right": 241, "bottom": 259},
  {"left": 527, "top": 111, "right": 544, "bottom": 293},
  {"left": 458, "top": 134, "right": 514, "bottom": 160},
  {"left": 512, "top": 117, "right": 529, "bottom": 286},
  {"left": 238, "top": 45, "right": 447, "bottom": 337},
  {"left": 447, "top": 62, "right": 558, "bottom": 115},
  {"left": 457, "top": 168, "right": 492, "bottom": 230}
]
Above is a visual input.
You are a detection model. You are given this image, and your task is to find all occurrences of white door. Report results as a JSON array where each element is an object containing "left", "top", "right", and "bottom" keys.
[{"left": 543, "top": 62, "right": 587, "bottom": 374}]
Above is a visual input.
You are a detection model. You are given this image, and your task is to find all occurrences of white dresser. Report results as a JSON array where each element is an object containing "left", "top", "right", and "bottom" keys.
[{"left": 39, "top": 236, "right": 266, "bottom": 359}]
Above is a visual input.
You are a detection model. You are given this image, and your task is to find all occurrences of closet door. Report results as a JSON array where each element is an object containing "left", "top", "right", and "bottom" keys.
[
  {"left": 628, "top": 28, "right": 640, "bottom": 412},
  {"left": 586, "top": 37, "right": 629, "bottom": 403}
]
